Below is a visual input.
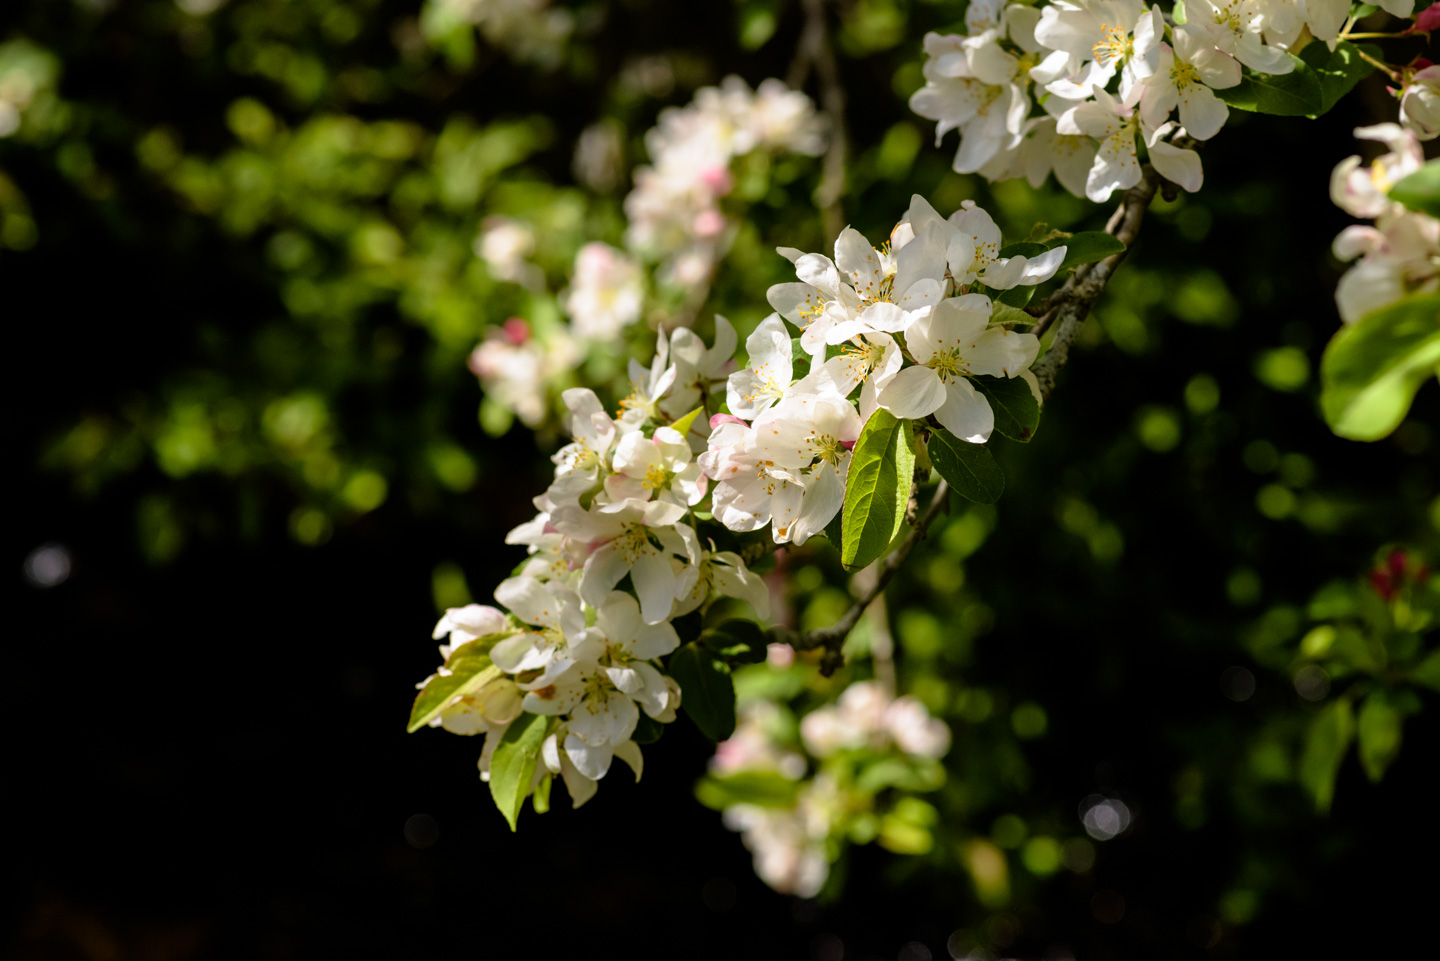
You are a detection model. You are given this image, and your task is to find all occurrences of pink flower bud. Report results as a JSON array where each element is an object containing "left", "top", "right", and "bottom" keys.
[
  {"left": 698, "top": 165, "right": 733, "bottom": 195},
  {"left": 502, "top": 317, "right": 531, "bottom": 345},
  {"left": 693, "top": 209, "right": 727, "bottom": 238},
  {"left": 1410, "top": 2, "right": 1440, "bottom": 33},
  {"left": 710, "top": 413, "right": 748, "bottom": 428}
]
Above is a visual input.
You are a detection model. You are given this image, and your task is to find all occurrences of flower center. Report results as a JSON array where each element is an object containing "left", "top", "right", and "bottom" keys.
[
  {"left": 810, "top": 432, "right": 847, "bottom": 467},
  {"left": 643, "top": 464, "right": 672, "bottom": 492},
  {"left": 928, "top": 347, "right": 971, "bottom": 382},
  {"left": 1171, "top": 58, "right": 1201, "bottom": 89},
  {"left": 1092, "top": 24, "right": 1134, "bottom": 67}
]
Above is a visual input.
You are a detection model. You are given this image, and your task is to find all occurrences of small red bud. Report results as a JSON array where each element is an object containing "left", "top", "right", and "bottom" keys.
[
  {"left": 1410, "top": 3, "right": 1440, "bottom": 33},
  {"left": 1371, "top": 569, "right": 1396, "bottom": 600},
  {"left": 502, "top": 317, "right": 530, "bottom": 345},
  {"left": 1388, "top": 549, "right": 1408, "bottom": 578}
]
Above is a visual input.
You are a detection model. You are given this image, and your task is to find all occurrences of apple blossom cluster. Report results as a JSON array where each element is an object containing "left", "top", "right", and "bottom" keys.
[
  {"left": 419, "top": 192, "right": 1066, "bottom": 821},
  {"left": 468, "top": 77, "right": 825, "bottom": 430},
  {"left": 1329, "top": 123, "right": 1440, "bottom": 323},
  {"left": 706, "top": 683, "right": 952, "bottom": 896},
  {"left": 907, "top": 0, "right": 1421, "bottom": 202},
  {"left": 625, "top": 76, "right": 827, "bottom": 287},
  {"left": 701, "top": 194, "right": 1055, "bottom": 545},
  {"left": 420, "top": 316, "right": 774, "bottom": 810}
]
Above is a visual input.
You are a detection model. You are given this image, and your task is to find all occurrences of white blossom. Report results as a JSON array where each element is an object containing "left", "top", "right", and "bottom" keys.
[{"left": 563, "top": 242, "right": 644, "bottom": 341}]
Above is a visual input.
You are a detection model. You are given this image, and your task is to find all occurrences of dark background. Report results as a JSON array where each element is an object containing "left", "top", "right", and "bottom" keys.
[{"left": 6, "top": 1, "right": 1440, "bottom": 958}]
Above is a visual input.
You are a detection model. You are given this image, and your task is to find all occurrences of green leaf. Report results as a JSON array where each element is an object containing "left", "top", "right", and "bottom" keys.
[
  {"left": 971, "top": 375, "right": 1041, "bottom": 442},
  {"left": 997, "top": 283, "right": 1036, "bottom": 309},
  {"left": 1299, "top": 697, "right": 1354, "bottom": 813},
  {"left": 696, "top": 770, "right": 803, "bottom": 810},
  {"left": 1299, "top": 41, "right": 1379, "bottom": 118},
  {"left": 842, "top": 409, "right": 916, "bottom": 571},
  {"left": 488, "top": 712, "right": 550, "bottom": 831},
  {"left": 632, "top": 711, "right": 665, "bottom": 744},
  {"left": 1172, "top": 0, "right": 1187, "bottom": 22},
  {"left": 443, "top": 630, "right": 513, "bottom": 668},
  {"left": 406, "top": 657, "right": 502, "bottom": 733},
  {"left": 1055, "top": 231, "right": 1125, "bottom": 269},
  {"left": 700, "top": 618, "right": 769, "bottom": 664},
  {"left": 1216, "top": 57, "right": 1324, "bottom": 116},
  {"left": 1389, "top": 158, "right": 1440, "bottom": 219},
  {"left": 927, "top": 430, "right": 1005, "bottom": 504},
  {"left": 1409, "top": 649, "right": 1440, "bottom": 692},
  {"left": 1356, "top": 691, "right": 1403, "bottom": 782},
  {"left": 997, "top": 242, "right": 1048, "bottom": 259},
  {"left": 989, "top": 303, "right": 1036, "bottom": 327},
  {"left": 856, "top": 756, "right": 946, "bottom": 793},
  {"left": 823, "top": 503, "right": 845, "bottom": 551},
  {"left": 1350, "top": 2, "right": 1378, "bottom": 17},
  {"left": 669, "top": 642, "right": 737, "bottom": 740},
  {"left": 668, "top": 405, "right": 704, "bottom": 439},
  {"left": 1320, "top": 293, "right": 1440, "bottom": 441},
  {"left": 531, "top": 773, "right": 552, "bottom": 814}
]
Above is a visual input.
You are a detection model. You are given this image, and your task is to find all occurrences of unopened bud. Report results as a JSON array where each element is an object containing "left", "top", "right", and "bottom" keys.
[{"left": 480, "top": 679, "right": 524, "bottom": 723}]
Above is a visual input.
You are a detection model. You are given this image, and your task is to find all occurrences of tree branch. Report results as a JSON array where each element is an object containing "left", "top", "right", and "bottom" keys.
[
  {"left": 767, "top": 481, "right": 951, "bottom": 676},
  {"left": 795, "top": 0, "right": 849, "bottom": 241},
  {"left": 1031, "top": 165, "right": 1162, "bottom": 400}
]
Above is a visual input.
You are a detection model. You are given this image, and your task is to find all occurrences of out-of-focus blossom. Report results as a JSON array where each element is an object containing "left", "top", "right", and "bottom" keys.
[
  {"left": 475, "top": 216, "right": 543, "bottom": 289},
  {"left": 563, "top": 243, "right": 645, "bottom": 342},
  {"left": 468, "top": 319, "right": 580, "bottom": 427}
]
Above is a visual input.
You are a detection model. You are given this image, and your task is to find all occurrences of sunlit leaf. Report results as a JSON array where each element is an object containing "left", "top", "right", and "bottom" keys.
[
  {"left": 696, "top": 770, "right": 802, "bottom": 810},
  {"left": 1299, "top": 41, "right": 1379, "bottom": 118},
  {"left": 1389, "top": 158, "right": 1440, "bottom": 219},
  {"left": 1299, "top": 697, "right": 1354, "bottom": 813},
  {"left": 406, "top": 657, "right": 501, "bottom": 733},
  {"left": 489, "top": 712, "right": 550, "bottom": 831},
  {"left": 1356, "top": 691, "right": 1402, "bottom": 782},
  {"left": 1217, "top": 57, "right": 1323, "bottom": 116},
  {"left": 1320, "top": 293, "right": 1440, "bottom": 441},
  {"left": 1056, "top": 231, "right": 1124, "bottom": 269},
  {"left": 842, "top": 409, "right": 916, "bottom": 571}
]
